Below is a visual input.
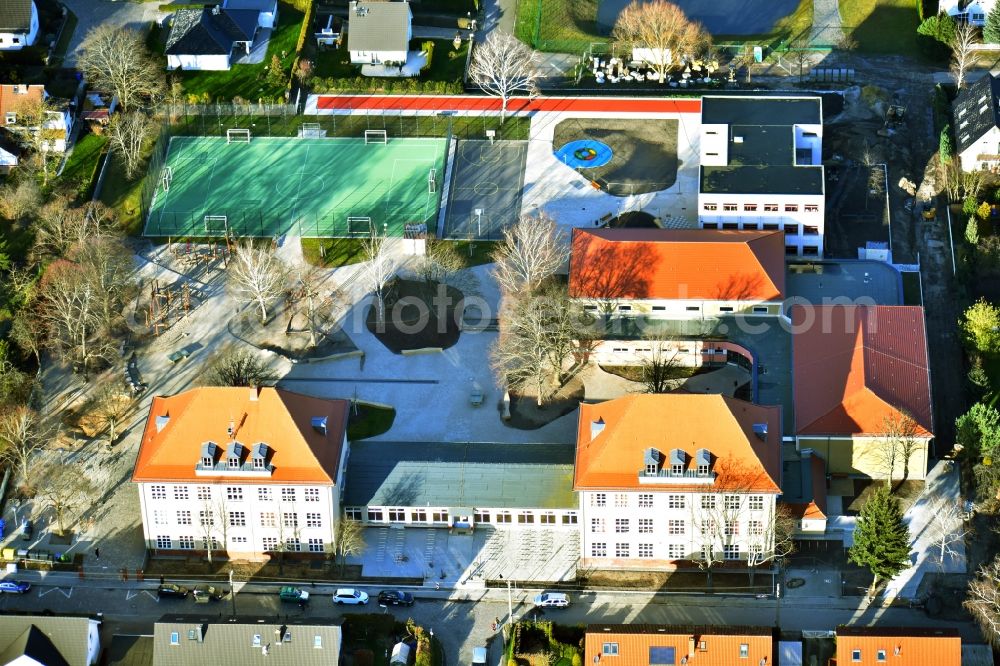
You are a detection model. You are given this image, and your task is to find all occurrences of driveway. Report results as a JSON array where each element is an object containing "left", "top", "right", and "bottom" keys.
[{"left": 60, "top": 0, "right": 165, "bottom": 66}]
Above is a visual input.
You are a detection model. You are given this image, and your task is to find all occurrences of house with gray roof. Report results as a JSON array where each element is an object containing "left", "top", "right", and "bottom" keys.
[
  {"left": 343, "top": 441, "right": 578, "bottom": 530},
  {"left": 0, "top": 0, "right": 37, "bottom": 50},
  {"left": 954, "top": 73, "right": 1000, "bottom": 172},
  {"left": 347, "top": 0, "right": 412, "bottom": 65},
  {"left": 0, "top": 613, "right": 102, "bottom": 666},
  {"left": 165, "top": 6, "right": 263, "bottom": 71},
  {"left": 152, "top": 616, "right": 341, "bottom": 666}
]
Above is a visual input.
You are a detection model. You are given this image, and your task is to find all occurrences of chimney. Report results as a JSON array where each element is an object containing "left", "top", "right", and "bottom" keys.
[
  {"left": 196, "top": 625, "right": 204, "bottom": 643},
  {"left": 227, "top": 419, "right": 235, "bottom": 437},
  {"left": 155, "top": 414, "right": 170, "bottom": 433},
  {"left": 249, "top": 385, "right": 258, "bottom": 401},
  {"left": 753, "top": 423, "right": 768, "bottom": 442},
  {"left": 311, "top": 416, "right": 328, "bottom": 436},
  {"left": 590, "top": 418, "right": 605, "bottom": 441}
]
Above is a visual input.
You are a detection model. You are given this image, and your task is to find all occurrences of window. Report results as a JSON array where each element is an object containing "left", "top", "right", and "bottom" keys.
[
  {"left": 432, "top": 511, "right": 449, "bottom": 523},
  {"left": 345, "top": 507, "right": 362, "bottom": 520},
  {"left": 724, "top": 544, "right": 740, "bottom": 560},
  {"left": 170, "top": 632, "right": 180, "bottom": 646},
  {"left": 592, "top": 493, "right": 607, "bottom": 507},
  {"left": 282, "top": 512, "right": 298, "bottom": 528},
  {"left": 749, "top": 496, "right": 764, "bottom": 510},
  {"left": 257, "top": 511, "right": 274, "bottom": 527},
  {"left": 228, "top": 456, "right": 239, "bottom": 469},
  {"left": 783, "top": 224, "right": 799, "bottom": 236},
  {"left": 615, "top": 518, "right": 629, "bottom": 533},
  {"left": 686, "top": 306, "right": 700, "bottom": 312},
  {"left": 315, "top": 635, "right": 323, "bottom": 649},
  {"left": 412, "top": 510, "right": 427, "bottom": 522},
  {"left": 719, "top": 306, "right": 734, "bottom": 312},
  {"left": 725, "top": 495, "right": 740, "bottom": 510},
  {"left": 615, "top": 542, "right": 629, "bottom": 557},
  {"left": 285, "top": 538, "right": 301, "bottom": 552},
  {"left": 614, "top": 494, "right": 628, "bottom": 508},
  {"left": 725, "top": 520, "right": 739, "bottom": 536},
  {"left": 591, "top": 518, "right": 605, "bottom": 533},
  {"left": 304, "top": 488, "right": 320, "bottom": 502},
  {"left": 618, "top": 305, "right": 632, "bottom": 312},
  {"left": 226, "top": 487, "right": 243, "bottom": 501},
  {"left": 495, "top": 512, "right": 512, "bottom": 523},
  {"left": 784, "top": 204, "right": 798, "bottom": 212},
  {"left": 368, "top": 509, "right": 383, "bottom": 521},
  {"left": 852, "top": 650, "right": 861, "bottom": 662},
  {"left": 723, "top": 203, "right": 738, "bottom": 211},
  {"left": 638, "top": 518, "right": 653, "bottom": 533},
  {"left": 281, "top": 487, "right": 296, "bottom": 502},
  {"left": 252, "top": 456, "right": 265, "bottom": 470},
  {"left": 199, "top": 510, "right": 213, "bottom": 527},
  {"left": 638, "top": 543, "right": 653, "bottom": 558},
  {"left": 176, "top": 510, "right": 192, "bottom": 525},
  {"left": 258, "top": 487, "right": 272, "bottom": 502},
  {"left": 638, "top": 494, "right": 653, "bottom": 508},
  {"left": 752, "top": 306, "right": 768, "bottom": 314},
  {"left": 517, "top": 512, "right": 535, "bottom": 524},
  {"left": 308, "top": 538, "right": 324, "bottom": 552},
  {"left": 803, "top": 246, "right": 819, "bottom": 256},
  {"left": 876, "top": 649, "right": 886, "bottom": 662},
  {"left": 229, "top": 511, "right": 246, "bottom": 527},
  {"left": 722, "top": 222, "right": 739, "bottom": 230},
  {"left": 262, "top": 537, "right": 278, "bottom": 551},
  {"left": 178, "top": 536, "right": 195, "bottom": 549},
  {"left": 591, "top": 542, "right": 607, "bottom": 557},
  {"left": 388, "top": 509, "right": 405, "bottom": 522},
  {"left": 670, "top": 463, "right": 683, "bottom": 475},
  {"left": 804, "top": 205, "right": 819, "bottom": 213},
  {"left": 749, "top": 520, "right": 763, "bottom": 535},
  {"left": 4, "top": 112, "right": 15, "bottom": 125},
  {"left": 785, "top": 245, "right": 798, "bottom": 255},
  {"left": 743, "top": 203, "right": 757, "bottom": 211},
  {"left": 668, "top": 544, "right": 685, "bottom": 559},
  {"left": 153, "top": 510, "right": 168, "bottom": 526},
  {"left": 197, "top": 486, "right": 211, "bottom": 501},
  {"left": 764, "top": 204, "right": 779, "bottom": 212},
  {"left": 701, "top": 495, "right": 716, "bottom": 510},
  {"left": 749, "top": 544, "right": 763, "bottom": 557},
  {"left": 762, "top": 223, "right": 779, "bottom": 230},
  {"left": 700, "top": 519, "right": 716, "bottom": 536},
  {"left": 703, "top": 203, "right": 717, "bottom": 211},
  {"left": 471, "top": 510, "right": 490, "bottom": 524},
  {"left": 151, "top": 485, "right": 166, "bottom": 500},
  {"left": 602, "top": 643, "right": 619, "bottom": 656},
  {"left": 668, "top": 495, "right": 685, "bottom": 510},
  {"left": 562, "top": 513, "right": 578, "bottom": 524},
  {"left": 803, "top": 225, "right": 819, "bottom": 235},
  {"left": 306, "top": 512, "right": 322, "bottom": 527},
  {"left": 156, "top": 535, "right": 172, "bottom": 549},
  {"left": 651, "top": 305, "right": 666, "bottom": 312},
  {"left": 668, "top": 520, "right": 685, "bottom": 535},
  {"left": 647, "top": 463, "right": 660, "bottom": 476},
  {"left": 740, "top": 643, "right": 749, "bottom": 658},
  {"left": 540, "top": 512, "right": 556, "bottom": 524}
]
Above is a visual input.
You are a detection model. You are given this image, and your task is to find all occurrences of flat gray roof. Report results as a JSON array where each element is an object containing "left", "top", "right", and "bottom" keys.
[
  {"left": 701, "top": 165, "right": 824, "bottom": 195},
  {"left": 702, "top": 96, "right": 822, "bottom": 126},
  {"left": 344, "top": 441, "right": 577, "bottom": 509},
  {"left": 785, "top": 260, "right": 901, "bottom": 306}
]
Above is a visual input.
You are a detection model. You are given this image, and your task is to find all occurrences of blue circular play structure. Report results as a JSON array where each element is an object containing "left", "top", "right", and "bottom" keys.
[{"left": 555, "top": 139, "right": 613, "bottom": 169}]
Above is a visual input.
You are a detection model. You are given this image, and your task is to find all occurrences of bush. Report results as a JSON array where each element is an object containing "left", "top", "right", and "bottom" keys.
[
  {"left": 979, "top": 201, "right": 993, "bottom": 221},
  {"left": 940, "top": 124, "right": 954, "bottom": 164},
  {"left": 968, "top": 216, "right": 981, "bottom": 245},
  {"left": 421, "top": 40, "right": 435, "bottom": 72},
  {"left": 965, "top": 196, "right": 980, "bottom": 216},
  {"left": 917, "top": 13, "right": 957, "bottom": 45}
]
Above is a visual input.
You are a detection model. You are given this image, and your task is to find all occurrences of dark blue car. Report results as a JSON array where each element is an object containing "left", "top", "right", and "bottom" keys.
[{"left": 0, "top": 581, "right": 31, "bottom": 594}]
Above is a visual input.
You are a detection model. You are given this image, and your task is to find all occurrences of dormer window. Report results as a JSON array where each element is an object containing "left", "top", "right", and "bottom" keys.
[
  {"left": 669, "top": 448, "right": 686, "bottom": 476},
  {"left": 253, "top": 457, "right": 264, "bottom": 469},
  {"left": 202, "top": 455, "right": 213, "bottom": 467},
  {"left": 251, "top": 442, "right": 269, "bottom": 471},
  {"left": 671, "top": 462, "right": 684, "bottom": 475},
  {"left": 643, "top": 448, "right": 661, "bottom": 476},
  {"left": 228, "top": 457, "right": 239, "bottom": 469},
  {"left": 227, "top": 442, "right": 245, "bottom": 469},
  {"left": 646, "top": 463, "right": 658, "bottom": 475},
  {"left": 696, "top": 448, "right": 711, "bottom": 477},
  {"left": 199, "top": 441, "right": 219, "bottom": 470}
]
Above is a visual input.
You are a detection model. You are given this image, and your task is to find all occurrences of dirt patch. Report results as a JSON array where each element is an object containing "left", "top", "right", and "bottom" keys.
[
  {"left": 366, "top": 278, "right": 464, "bottom": 354},
  {"left": 579, "top": 567, "right": 772, "bottom": 593},
  {"left": 599, "top": 364, "right": 704, "bottom": 382},
  {"left": 507, "top": 376, "right": 584, "bottom": 429},
  {"left": 845, "top": 479, "right": 924, "bottom": 515},
  {"left": 553, "top": 118, "right": 678, "bottom": 196},
  {"left": 230, "top": 291, "right": 356, "bottom": 361}
]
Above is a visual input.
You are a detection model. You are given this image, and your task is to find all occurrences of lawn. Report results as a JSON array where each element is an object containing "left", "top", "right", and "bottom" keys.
[
  {"left": 839, "top": 0, "right": 920, "bottom": 55},
  {"left": 98, "top": 153, "right": 146, "bottom": 236},
  {"left": 446, "top": 240, "right": 498, "bottom": 267},
  {"left": 715, "top": 0, "right": 814, "bottom": 45},
  {"left": 515, "top": 0, "right": 602, "bottom": 52},
  {"left": 177, "top": 2, "right": 305, "bottom": 102},
  {"left": 301, "top": 238, "right": 367, "bottom": 267},
  {"left": 311, "top": 39, "right": 467, "bottom": 94},
  {"left": 58, "top": 131, "right": 108, "bottom": 200}
]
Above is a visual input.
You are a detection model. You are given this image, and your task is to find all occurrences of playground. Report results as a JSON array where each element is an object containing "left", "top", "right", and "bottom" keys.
[{"left": 144, "top": 134, "right": 448, "bottom": 238}]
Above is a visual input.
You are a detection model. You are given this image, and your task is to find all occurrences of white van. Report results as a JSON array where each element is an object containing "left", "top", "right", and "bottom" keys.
[
  {"left": 472, "top": 647, "right": 488, "bottom": 665},
  {"left": 533, "top": 592, "right": 570, "bottom": 608}
]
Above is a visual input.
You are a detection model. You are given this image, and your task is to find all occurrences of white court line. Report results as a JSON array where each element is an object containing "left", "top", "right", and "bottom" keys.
[
  {"left": 126, "top": 589, "right": 158, "bottom": 601},
  {"left": 38, "top": 587, "right": 72, "bottom": 598}
]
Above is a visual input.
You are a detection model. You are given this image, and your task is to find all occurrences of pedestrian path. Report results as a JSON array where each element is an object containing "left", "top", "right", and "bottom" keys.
[{"left": 809, "top": 0, "right": 843, "bottom": 46}]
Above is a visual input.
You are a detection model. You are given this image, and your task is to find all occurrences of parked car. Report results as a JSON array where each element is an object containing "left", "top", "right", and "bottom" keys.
[
  {"left": 377, "top": 590, "right": 414, "bottom": 606},
  {"left": 193, "top": 585, "right": 226, "bottom": 602},
  {"left": 533, "top": 592, "right": 570, "bottom": 608},
  {"left": 157, "top": 584, "right": 189, "bottom": 599},
  {"left": 333, "top": 588, "right": 369, "bottom": 605},
  {"left": 19, "top": 520, "right": 32, "bottom": 541},
  {"left": 0, "top": 581, "right": 31, "bottom": 594},
  {"left": 279, "top": 586, "right": 309, "bottom": 603},
  {"left": 472, "top": 647, "right": 488, "bottom": 666}
]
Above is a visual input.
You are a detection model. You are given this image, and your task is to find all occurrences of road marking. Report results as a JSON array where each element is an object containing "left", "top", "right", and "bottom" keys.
[
  {"left": 126, "top": 590, "right": 158, "bottom": 601},
  {"left": 38, "top": 587, "right": 72, "bottom": 599}
]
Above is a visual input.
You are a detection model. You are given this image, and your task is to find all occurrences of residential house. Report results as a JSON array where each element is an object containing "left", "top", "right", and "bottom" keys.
[
  {"left": 0, "top": 614, "right": 102, "bottom": 666},
  {"left": 0, "top": 143, "right": 17, "bottom": 173},
  {"left": 584, "top": 624, "right": 773, "bottom": 666},
  {"left": 81, "top": 91, "right": 117, "bottom": 130},
  {"left": 574, "top": 394, "right": 782, "bottom": 569},
  {"left": 342, "top": 440, "right": 579, "bottom": 530},
  {"left": 347, "top": 0, "right": 412, "bottom": 65},
  {"left": 132, "top": 387, "right": 350, "bottom": 560},
  {"left": 0, "top": 84, "right": 72, "bottom": 152},
  {"left": 222, "top": 0, "right": 277, "bottom": 28},
  {"left": 698, "top": 96, "right": 826, "bottom": 257},
  {"left": 792, "top": 305, "right": 933, "bottom": 481},
  {"left": 153, "top": 615, "right": 341, "bottom": 665},
  {"left": 0, "top": 0, "right": 38, "bottom": 50},
  {"left": 940, "top": 0, "right": 995, "bottom": 25},
  {"left": 835, "top": 626, "right": 961, "bottom": 665},
  {"left": 165, "top": 6, "right": 261, "bottom": 71},
  {"left": 953, "top": 72, "right": 1000, "bottom": 172}
]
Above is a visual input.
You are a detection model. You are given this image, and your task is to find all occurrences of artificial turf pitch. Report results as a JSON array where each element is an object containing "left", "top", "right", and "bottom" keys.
[{"left": 145, "top": 136, "right": 448, "bottom": 238}]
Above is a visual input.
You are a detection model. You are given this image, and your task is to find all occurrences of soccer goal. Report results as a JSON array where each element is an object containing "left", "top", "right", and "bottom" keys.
[
  {"left": 204, "top": 215, "right": 229, "bottom": 234},
  {"left": 298, "top": 122, "right": 326, "bottom": 139},
  {"left": 161, "top": 166, "right": 173, "bottom": 192},
  {"left": 364, "top": 129, "right": 388, "bottom": 145},
  {"left": 227, "top": 128, "right": 251, "bottom": 144},
  {"left": 347, "top": 216, "right": 372, "bottom": 235},
  {"left": 428, "top": 168, "right": 437, "bottom": 194}
]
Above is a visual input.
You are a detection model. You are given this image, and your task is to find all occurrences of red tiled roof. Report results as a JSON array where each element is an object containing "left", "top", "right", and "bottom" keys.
[
  {"left": 132, "top": 387, "right": 349, "bottom": 485},
  {"left": 568, "top": 228, "right": 786, "bottom": 302},
  {"left": 792, "top": 305, "right": 932, "bottom": 437},
  {"left": 585, "top": 625, "right": 773, "bottom": 666},
  {"left": 785, "top": 500, "right": 826, "bottom": 520},
  {"left": 835, "top": 626, "right": 961, "bottom": 665},
  {"left": 574, "top": 394, "right": 781, "bottom": 493},
  {"left": 0, "top": 84, "right": 44, "bottom": 118}
]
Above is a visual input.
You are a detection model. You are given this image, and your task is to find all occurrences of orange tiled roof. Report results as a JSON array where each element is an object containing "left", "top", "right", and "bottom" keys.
[
  {"left": 792, "top": 305, "right": 932, "bottom": 437},
  {"left": 568, "top": 228, "right": 786, "bottom": 301},
  {"left": 574, "top": 394, "right": 781, "bottom": 493},
  {"left": 0, "top": 84, "right": 44, "bottom": 118},
  {"left": 784, "top": 500, "right": 826, "bottom": 520},
  {"left": 585, "top": 625, "right": 773, "bottom": 666},
  {"left": 132, "top": 387, "right": 349, "bottom": 485},
  {"left": 835, "top": 626, "right": 961, "bottom": 665}
]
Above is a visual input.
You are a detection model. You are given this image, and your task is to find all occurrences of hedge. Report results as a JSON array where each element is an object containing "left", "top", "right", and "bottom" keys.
[
  {"left": 421, "top": 40, "right": 434, "bottom": 72},
  {"left": 311, "top": 76, "right": 463, "bottom": 94}
]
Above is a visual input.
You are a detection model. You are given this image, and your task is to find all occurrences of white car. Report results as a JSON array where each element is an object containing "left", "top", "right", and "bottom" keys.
[
  {"left": 333, "top": 588, "right": 369, "bottom": 605},
  {"left": 533, "top": 592, "right": 570, "bottom": 608},
  {"left": 472, "top": 647, "right": 488, "bottom": 665}
]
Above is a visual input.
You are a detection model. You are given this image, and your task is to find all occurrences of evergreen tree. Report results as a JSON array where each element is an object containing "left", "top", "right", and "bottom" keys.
[
  {"left": 940, "top": 125, "right": 954, "bottom": 164},
  {"left": 848, "top": 485, "right": 911, "bottom": 593},
  {"left": 967, "top": 216, "right": 981, "bottom": 245},
  {"left": 917, "top": 13, "right": 957, "bottom": 45},
  {"left": 987, "top": 4, "right": 1000, "bottom": 44}
]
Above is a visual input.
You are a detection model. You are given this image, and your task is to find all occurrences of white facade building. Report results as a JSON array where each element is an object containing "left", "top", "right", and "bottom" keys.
[
  {"left": 698, "top": 96, "right": 826, "bottom": 257},
  {"left": 347, "top": 0, "right": 412, "bottom": 65},
  {"left": 0, "top": 0, "right": 38, "bottom": 51},
  {"left": 940, "top": 0, "right": 995, "bottom": 24},
  {"left": 955, "top": 73, "right": 1000, "bottom": 172}
]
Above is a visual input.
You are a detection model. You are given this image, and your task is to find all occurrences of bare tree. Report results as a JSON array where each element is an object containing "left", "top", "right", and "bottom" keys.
[
  {"left": 202, "top": 348, "right": 277, "bottom": 387},
  {"left": 106, "top": 111, "right": 153, "bottom": 179},
  {"left": 228, "top": 243, "right": 287, "bottom": 324},
  {"left": 0, "top": 406, "right": 50, "bottom": 484},
  {"left": 746, "top": 502, "right": 796, "bottom": 587},
  {"left": 8, "top": 94, "right": 60, "bottom": 184},
  {"left": 967, "top": 555, "right": 1000, "bottom": 646},
  {"left": 334, "top": 514, "right": 366, "bottom": 575},
  {"left": 294, "top": 265, "right": 331, "bottom": 348},
  {"left": 612, "top": 0, "right": 709, "bottom": 85},
  {"left": 413, "top": 239, "right": 479, "bottom": 297},
  {"left": 874, "top": 413, "right": 922, "bottom": 488},
  {"left": 469, "top": 31, "right": 540, "bottom": 123},
  {"left": 361, "top": 231, "right": 394, "bottom": 327},
  {"left": 730, "top": 43, "right": 755, "bottom": 84},
  {"left": 88, "top": 382, "right": 133, "bottom": 444},
  {"left": 78, "top": 25, "right": 164, "bottom": 111},
  {"left": 788, "top": 39, "right": 812, "bottom": 82},
  {"left": 639, "top": 338, "right": 681, "bottom": 394},
  {"left": 0, "top": 180, "right": 41, "bottom": 223},
  {"left": 33, "top": 198, "right": 119, "bottom": 262},
  {"left": 927, "top": 503, "right": 971, "bottom": 570},
  {"left": 73, "top": 236, "right": 136, "bottom": 333},
  {"left": 952, "top": 21, "right": 977, "bottom": 89},
  {"left": 40, "top": 466, "right": 97, "bottom": 537},
  {"left": 198, "top": 497, "right": 218, "bottom": 564},
  {"left": 491, "top": 214, "right": 568, "bottom": 296}
]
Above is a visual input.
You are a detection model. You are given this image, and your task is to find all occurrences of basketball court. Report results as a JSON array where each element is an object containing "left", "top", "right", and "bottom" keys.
[
  {"left": 145, "top": 133, "right": 448, "bottom": 238},
  {"left": 442, "top": 140, "right": 528, "bottom": 239}
]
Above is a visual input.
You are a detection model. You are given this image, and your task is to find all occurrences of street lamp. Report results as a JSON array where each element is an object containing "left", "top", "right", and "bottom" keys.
[
  {"left": 474, "top": 208, "right": 483, "bottom": 237},
  {"left": 229, "top": 569, "right": 237, "bottom": 617},
  {"left": 498, "top": 574, "right": 513, "bottom": 626}
]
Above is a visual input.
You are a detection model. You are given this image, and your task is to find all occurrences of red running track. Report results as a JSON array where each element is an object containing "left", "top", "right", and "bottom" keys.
[{"left": 313, "top": 94, "right": 701, "bottom": 114}]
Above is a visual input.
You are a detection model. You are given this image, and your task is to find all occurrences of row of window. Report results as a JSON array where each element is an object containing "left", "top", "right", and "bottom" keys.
[
  {"left": 590, "top": 517, "right": 765, "bottom": 535},
  {"left": 153, "top": 510, "right": 324, "bottom": 529},
  {"left": 850, "top": 648, "right": 896, "bottom": 662},
  {"left": 601, "top": 642, "right": 752, "bottom": 658},
  {"left": 589, "top": 542, "right": 757, "bottom": 560},
  {"left": 148, "top": 485, "right": 322, "bottom": 503},
  {"left": 703, "top": 220, "right": 821, "bottom": 235},
  {"left": 703, "top": 203, "right": 820, "bottom": 214},
  {"left": 589, "top": 493, "right": 765, "bottom": 511},
  {"left": 154, "top": 535, "right": 326, "bottom": 552},
  {"left": 347, "top": 507, "right": 579, "bottom": 525}
]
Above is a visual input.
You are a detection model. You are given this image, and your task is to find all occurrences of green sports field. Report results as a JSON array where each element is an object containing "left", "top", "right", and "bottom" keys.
[{"left": 145, "top": 136, "right": 448, "bottom": 238}]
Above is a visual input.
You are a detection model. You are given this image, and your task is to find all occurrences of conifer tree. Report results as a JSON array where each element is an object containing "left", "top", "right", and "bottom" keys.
[{"left": 848, "top": 485, "right": 911, "bottom": 595}]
